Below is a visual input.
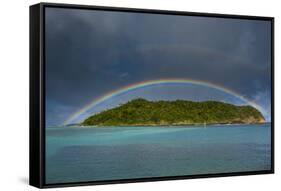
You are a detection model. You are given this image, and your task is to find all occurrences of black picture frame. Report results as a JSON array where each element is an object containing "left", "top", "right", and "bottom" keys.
[{"left": 30, "top": 2, "right": 274, "bottom": 188}]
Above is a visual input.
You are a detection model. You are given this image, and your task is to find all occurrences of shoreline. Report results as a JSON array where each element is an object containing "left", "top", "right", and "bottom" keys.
[{"left": 75, "top": 122, "right": 268, "bottom": 128}]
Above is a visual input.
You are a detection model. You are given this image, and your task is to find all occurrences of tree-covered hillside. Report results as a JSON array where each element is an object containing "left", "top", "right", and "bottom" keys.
[{"left": 82, "top": 98, "right": 265, "bottom": 126}]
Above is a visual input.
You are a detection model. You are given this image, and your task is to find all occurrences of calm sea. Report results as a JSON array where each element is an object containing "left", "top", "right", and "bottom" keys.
[{"left": 46, "top": 123, "right": 271, "bottom": 184}]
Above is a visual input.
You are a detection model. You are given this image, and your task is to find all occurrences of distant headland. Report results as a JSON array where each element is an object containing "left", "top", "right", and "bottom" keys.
[{"left": 81, "top": 98, "right": 265, "bottom": 126}]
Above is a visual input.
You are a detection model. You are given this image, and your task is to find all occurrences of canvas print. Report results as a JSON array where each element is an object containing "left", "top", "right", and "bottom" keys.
[{"left": 45, "top": 7, "right": 272, "bottom": 184}]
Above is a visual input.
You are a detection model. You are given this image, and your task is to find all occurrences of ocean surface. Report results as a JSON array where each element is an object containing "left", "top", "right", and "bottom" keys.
[{"left": 46, "top": 123, "right": 271, "bottom": 184}]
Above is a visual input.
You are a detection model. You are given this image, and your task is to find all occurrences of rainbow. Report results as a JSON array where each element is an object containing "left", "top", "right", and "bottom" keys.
[{"left": 63, "top": 78, "right": 263, "bottom": 125}]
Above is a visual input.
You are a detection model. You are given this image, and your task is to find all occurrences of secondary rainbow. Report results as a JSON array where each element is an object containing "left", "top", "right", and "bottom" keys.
[{"left": 63, "top": 78, "right": 263, "bottom": 125}]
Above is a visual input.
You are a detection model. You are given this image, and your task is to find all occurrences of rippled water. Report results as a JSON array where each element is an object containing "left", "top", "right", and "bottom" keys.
[{"left": 46, "top": 123, "right": 271, "bottom": 184}]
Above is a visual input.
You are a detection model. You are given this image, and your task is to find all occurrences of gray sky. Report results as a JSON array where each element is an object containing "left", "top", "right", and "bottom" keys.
[{"left": 45, "top": 7, "right": 272, "bottom": 126}]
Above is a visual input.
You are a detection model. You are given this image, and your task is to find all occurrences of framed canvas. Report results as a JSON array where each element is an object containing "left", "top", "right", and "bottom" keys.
[{"left": 30, "top": 2, "right": 274, "bottom": 188}]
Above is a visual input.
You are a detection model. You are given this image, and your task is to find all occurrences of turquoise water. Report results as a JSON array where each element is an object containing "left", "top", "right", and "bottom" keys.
[{"left": 46, "top": 124, "right": 271, "bottom": 184}]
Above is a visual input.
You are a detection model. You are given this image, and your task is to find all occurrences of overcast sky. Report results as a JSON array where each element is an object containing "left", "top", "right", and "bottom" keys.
[{"left": 45, "top": 7, "right": 272, "bottom": 126}]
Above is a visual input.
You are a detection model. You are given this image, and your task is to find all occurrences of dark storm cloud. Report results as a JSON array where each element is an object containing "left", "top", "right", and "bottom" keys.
[{"left": 45, "top": 8, "right": 272, "bottom": 126}]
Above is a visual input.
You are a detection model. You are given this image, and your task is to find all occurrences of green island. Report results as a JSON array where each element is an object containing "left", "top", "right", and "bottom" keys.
[{"left": 82, "top": 98, "right": 265, "bottom": 126}]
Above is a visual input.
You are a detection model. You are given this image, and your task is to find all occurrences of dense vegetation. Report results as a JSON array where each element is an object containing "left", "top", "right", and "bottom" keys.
[{"left": 82, "top": 98, "right": 265, "bottom": 126}]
